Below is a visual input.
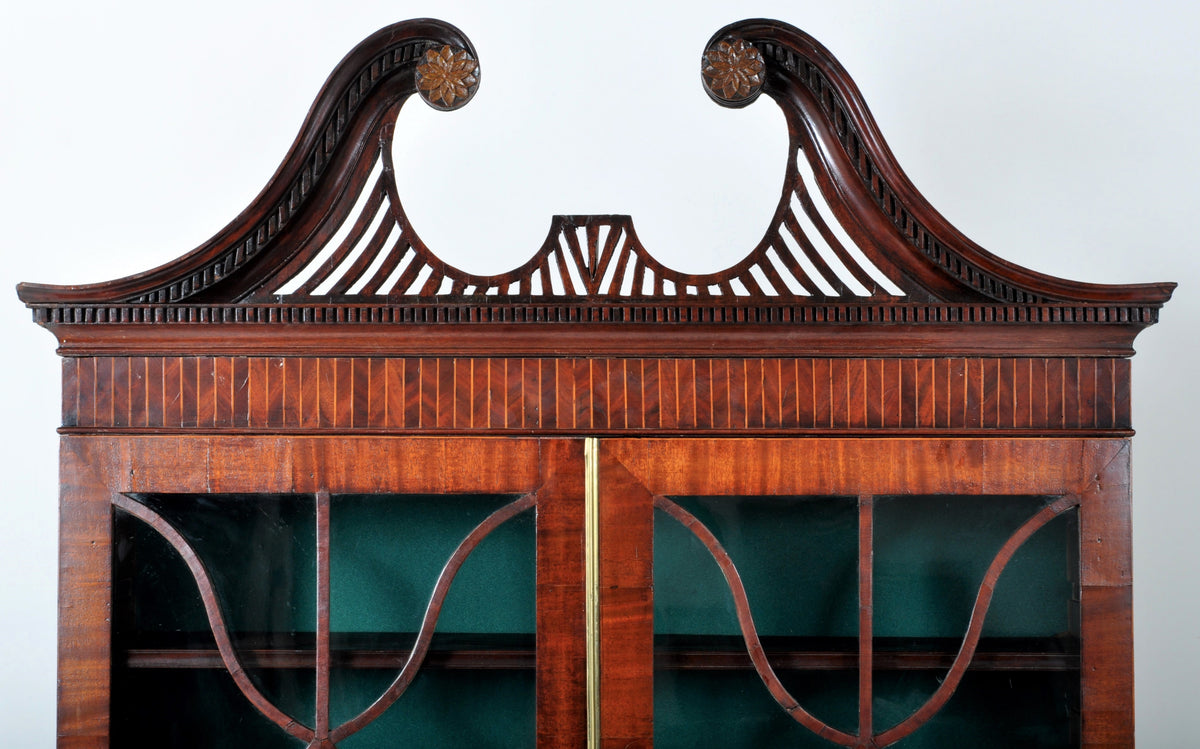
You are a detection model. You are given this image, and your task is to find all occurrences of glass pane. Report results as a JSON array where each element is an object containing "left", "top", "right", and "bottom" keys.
[
  {"left": 113, "top": 493, "right": 316, "bottom": 747},
  {"left": 115, "top": 493, "right": 316, "bottom": 641},
  {"left": 330, "top": 494, "right": 535, "bottom": 634},
  {"left": 653, "top": 495, "right": 858, "bottom": 746},
  {"left": 334, "top": 670, "right": 535, "bottom": 748},
  {"left": 113, "top": 668, "right": 308, "bottom": 748},
  {"left": 330, "top": 494, "right": 536, "bottom": 747},
  {"left": 872, "top": 671, "right": 1078, "bottom": 748},
  {"left": 113, "top": 492, "right": 535, "bottom": 748},
  {"left": 874, "top": 495, "right": 1076, "bottom": 638},
  {"left": 871, "top": 495, "right": 1080, "bottom": 747},
  {"left": 655, "top": 670, "right": 857, "bottom": 749},
  {"left": 651, "top": 492, "right": 1080, "bottom": 747}
]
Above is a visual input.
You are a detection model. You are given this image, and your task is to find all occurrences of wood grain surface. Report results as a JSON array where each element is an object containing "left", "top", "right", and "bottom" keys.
[{"left": 63, "top": 355, "right": 1131, "bottom": 434}]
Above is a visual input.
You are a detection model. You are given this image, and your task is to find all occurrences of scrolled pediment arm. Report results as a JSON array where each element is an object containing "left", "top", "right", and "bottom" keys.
[
  {"left": 16, "top": 18, "right": 479, "bottom": 306},
  {"left": 703, "top": 19, "right": 1175, "bottom": 306}
]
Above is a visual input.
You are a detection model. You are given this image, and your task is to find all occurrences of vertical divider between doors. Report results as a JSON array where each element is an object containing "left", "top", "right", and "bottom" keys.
[{"left": 584, "top": 437, "right": 601, "bottom": 749}]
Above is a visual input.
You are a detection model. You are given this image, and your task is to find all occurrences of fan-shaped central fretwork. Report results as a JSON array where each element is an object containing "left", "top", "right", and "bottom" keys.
[{"left": 263, "top": 121, "right": 910, "bottom": 301}]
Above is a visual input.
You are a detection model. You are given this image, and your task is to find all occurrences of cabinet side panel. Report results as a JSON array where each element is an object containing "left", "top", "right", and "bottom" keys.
[
  {"left": 1080, "top": 441, "right": 1133, "bottom": 747},
  {"left": 58, "top": 438, "right": 118, "bottom": 746},
  {"left": 1080, "top": 585, "right": 1134, "bottom": 748},
  {"left": 1080, "top": 442, "right": 1133, "bottom": 587}
]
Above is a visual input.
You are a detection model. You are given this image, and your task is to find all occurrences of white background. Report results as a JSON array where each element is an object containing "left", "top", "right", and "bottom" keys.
[{"left": 2, "top": 1, "right": 1197, "bottom": 744}]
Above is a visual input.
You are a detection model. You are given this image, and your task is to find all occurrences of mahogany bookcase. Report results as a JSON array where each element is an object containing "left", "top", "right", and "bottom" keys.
[{"left": 18, "top": 18, "right": 1173, "bottom": 749}]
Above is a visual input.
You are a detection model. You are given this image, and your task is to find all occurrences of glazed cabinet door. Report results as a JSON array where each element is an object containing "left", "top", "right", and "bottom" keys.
[
  {"left": 63, "top": 436, "right": 587, "bottom": 748},
  {"left": 59, "top": 435, "right": 1130, "bottom": 748},
  {"left": 592, "top": 438, "right": 1131, "bottom": 749}
]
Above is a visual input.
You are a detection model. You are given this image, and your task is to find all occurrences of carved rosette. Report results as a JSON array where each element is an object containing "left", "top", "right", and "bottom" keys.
[
  {"left": 701, "top": 38, "right": 765, "bottom": 106},
  {"left": 416, "top": 45, "right": 480, "bottom": 110}
]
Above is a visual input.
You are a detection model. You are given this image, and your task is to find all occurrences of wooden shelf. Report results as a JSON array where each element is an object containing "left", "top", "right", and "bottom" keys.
[
  {"left": 124, "top": 648, "right": 536, "bottom": 670},
  {"left": 123, "top": 647, "right": 1076, "bottom": 673},
  {"left": 122, "top": 635, "right": 1078, "bottom": 672},
  {"left": 653, "top": 635, "right": 1078, "bottom": 672},
  {"left": 121, "top": 632, "right": 537, "bottom": 670},
  {"left": 654, "top": 649, "right": 1077, "bottom": 672}
]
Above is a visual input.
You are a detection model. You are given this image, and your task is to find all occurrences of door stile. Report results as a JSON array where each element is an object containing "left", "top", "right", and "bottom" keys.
[
  {"left": 59, "top": 438, "right": 117, "bottom": 748},
  {"left": 595, "top": 440, "right": 655, "bottom": 748},
  {"left": 536, "top": 439, "right": 588, "bottom": 748},
  {"left": 1078, "top": 440, "right": 1133, "bottom": 748}
]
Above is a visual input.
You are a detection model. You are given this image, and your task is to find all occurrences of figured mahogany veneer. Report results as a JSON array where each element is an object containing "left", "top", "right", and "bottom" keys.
[
  {"left": 19, "top": 16, "right": 1169, "bottom": 749},
  {"left": 63, "top": 355, "right": 1130, "bottom": 434},
  {"left": 598, "top": 437, "right": 1131, "bottom": 748}
]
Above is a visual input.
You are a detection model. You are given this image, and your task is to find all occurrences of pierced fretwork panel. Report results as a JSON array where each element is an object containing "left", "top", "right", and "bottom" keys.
[
  {"left": 263, "top": 121, "right": 912, "bottom": 302},
  {"left": 786, "top": 148, "right": 907, "bottom": 297}
]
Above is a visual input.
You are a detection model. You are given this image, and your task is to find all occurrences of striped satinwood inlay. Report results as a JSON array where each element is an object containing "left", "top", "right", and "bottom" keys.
[{"left": 65, "top": 356, "right": 1130, "bottom": 432}]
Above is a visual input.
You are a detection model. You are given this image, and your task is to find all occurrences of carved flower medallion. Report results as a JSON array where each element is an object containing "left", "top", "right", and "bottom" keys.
[
  {"left": 416, "top": 45, "right": 479, "bottom": 110},
  {"left": 702, "top": 38, "right": 765, "bottom": 105}
]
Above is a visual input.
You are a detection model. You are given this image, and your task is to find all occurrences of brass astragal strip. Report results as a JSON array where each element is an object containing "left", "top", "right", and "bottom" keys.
[{"left": 583, "top": 437, "right": 600, "bottom": 749}]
